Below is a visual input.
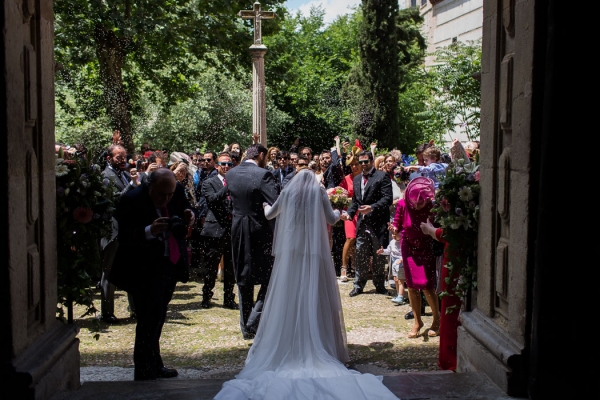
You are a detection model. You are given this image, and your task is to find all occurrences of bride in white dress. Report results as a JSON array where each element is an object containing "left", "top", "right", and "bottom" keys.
[{"left": 214, "top": 168, "right": 398, "bottom": 400}]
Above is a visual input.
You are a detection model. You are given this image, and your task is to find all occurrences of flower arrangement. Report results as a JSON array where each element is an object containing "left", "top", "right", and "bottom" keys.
[
  {"left": 327, "top": 186, "right": 351, "bottom": 227},
  {"left": 55, "top": 148, "right": 117, "bottom": 323},
  {"left": 431, "top": 157, "right": 480, "bottom": 309}
]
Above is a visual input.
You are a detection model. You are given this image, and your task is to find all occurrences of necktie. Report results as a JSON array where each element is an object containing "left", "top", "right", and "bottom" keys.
[
  {"left": 223, "top": 178, "right": 232, "bottom": 219},
  {"left": 363, "top": 174, "right": 369, "bottom": 185},
  {"left": 161, "top": 207, "right": 181, "bottom": 264},
  {"left": 116, "top": 169, "right": 128, "bottom": 186}
]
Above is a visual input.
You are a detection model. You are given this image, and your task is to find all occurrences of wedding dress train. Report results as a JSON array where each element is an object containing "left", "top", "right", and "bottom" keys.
[{"left": 214, "top": 169, "right": 399, "bottom": 400}]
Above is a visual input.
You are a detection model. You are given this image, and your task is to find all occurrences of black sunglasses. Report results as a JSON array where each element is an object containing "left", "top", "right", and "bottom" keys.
[
  {"left": 218, "top": 161, "right": 233, "bottom": 166},
  {"left": 203, "top": 158, "right": 213, "bottom": 162},
  {"left": 358, "top": 160, "right": 371, "bottom": 165},
  {"left": 277, "top": 156, "right": 290, "bottom": 160},
  {"left": 297, "top": 163, "right": 309, "bottom": 167}
]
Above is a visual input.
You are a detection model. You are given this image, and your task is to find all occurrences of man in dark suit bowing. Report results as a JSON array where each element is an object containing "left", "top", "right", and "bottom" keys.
[
  {"left": 341, "top": 150, "right": 393, "bottom": 297},
  {"left": 199, "top": 152, "right": 238, "bottom": 310},
  {"left": 108, "top": 168, "right": 196, "bottom": 380},
  {"left": 226, "top": 143, "right": 280, "bottom": 339}
]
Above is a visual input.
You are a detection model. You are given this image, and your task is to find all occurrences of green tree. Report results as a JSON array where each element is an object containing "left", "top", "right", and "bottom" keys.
[
  {"left": 134, "top": 64, "right": 292, "bottom": 153},
  {"left": 54, "top": 0, "right": 286, "bottom": 154},
  {"left": 263, "top": 6, "right": 361, "bottom": 151},
  {"left": 426, "top": 40, "right": 482, "bottom": 141},
  {"left": 355, "top": 3, "right": 425, "bottom": 149}
]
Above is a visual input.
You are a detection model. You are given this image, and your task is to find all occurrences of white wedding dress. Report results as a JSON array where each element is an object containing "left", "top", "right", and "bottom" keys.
[{"left": 214, "top": 169, "right": 399, "bottom": 400}]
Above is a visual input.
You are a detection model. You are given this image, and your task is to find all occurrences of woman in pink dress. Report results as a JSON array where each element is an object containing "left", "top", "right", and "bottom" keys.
[
  {"left": 392, "top": 177, "right": 440, "bottom": 339},
  {"left": 338, "top": 146, "right": 362, "bottom": 282}
]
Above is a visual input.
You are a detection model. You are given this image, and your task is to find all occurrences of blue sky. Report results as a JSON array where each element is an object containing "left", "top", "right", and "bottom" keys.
[{"left": 284, "top": 0, "right": 360, "bottom": 24}]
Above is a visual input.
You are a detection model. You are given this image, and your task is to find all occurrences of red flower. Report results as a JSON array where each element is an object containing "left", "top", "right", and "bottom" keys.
[
  {"left": 474, "top": 171, "right": 480, "bottom": 182},
  {"left": 62, "top": 159, "right": 77, "bottom": 165},
  {"left": 441, "top": 198, "right": 451, "bottom": 212},
  {"left": 73, "top": 207, "right": 93, "bottom": 223}
]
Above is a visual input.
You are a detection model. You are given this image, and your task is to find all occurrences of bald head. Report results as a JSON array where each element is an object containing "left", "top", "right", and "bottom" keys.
[{"left": 148, "top": 168, "right": 177, "bottom": 208}]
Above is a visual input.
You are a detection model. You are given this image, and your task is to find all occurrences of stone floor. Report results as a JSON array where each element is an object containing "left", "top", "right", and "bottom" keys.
[{"left": 49, "top": 368, "right": 523, "bottom": 399}]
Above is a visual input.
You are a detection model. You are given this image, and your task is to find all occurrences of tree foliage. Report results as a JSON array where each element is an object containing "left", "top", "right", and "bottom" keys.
[
  {"left": 54, "top": 0, "right": 286, "bottom": 153},
  {"left": 263, "top": 6, "right": 361, "bottom": 151},
  {"left": 134, "top": 64, "right": 292, "bottom": 154},
  {"left": 355, "top": 2, "right": 425, "bottom": 149},
  {"left": 426, "top": 40, "right": 482, "bottom": 141}
]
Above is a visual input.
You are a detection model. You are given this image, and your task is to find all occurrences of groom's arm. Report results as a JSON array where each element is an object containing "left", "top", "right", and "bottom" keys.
[{"left": 260, "top": 170, "right": 280, "bottom": 206}]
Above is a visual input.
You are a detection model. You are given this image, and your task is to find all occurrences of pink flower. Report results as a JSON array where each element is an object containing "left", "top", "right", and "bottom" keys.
[
  {"left": 474, "top": 171, "right": 480, "bottom": 182},
  {"left": 73, "top": 207, "right": 93, "bottom": 223},
  {"left": 441, "top": 198, "right": 451, "bottom": 212}
]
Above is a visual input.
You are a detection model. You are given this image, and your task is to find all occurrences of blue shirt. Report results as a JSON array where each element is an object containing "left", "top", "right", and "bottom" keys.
[{"left": 417, "top": 162, "right": 448, "bottom": 189}]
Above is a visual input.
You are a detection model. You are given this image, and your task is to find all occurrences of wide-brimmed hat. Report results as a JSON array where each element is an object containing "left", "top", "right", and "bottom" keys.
[
  {"left": 346, "top": 145, "right": 363, "bottom": 164},
  {"left": 168, "top": 151, "right": 197, "bottom": 175}
]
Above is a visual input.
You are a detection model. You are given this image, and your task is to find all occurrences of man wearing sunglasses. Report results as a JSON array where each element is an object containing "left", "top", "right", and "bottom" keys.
[
  {"left": 281, "top": 146, "right": 313, "bottom": 189},
  {"left": 196, "top": 151, "right": 218, "bottom": 225},
  {"left": 188, "top": 151, "right": 208, "bottom": 279},
  {"left": 201, "top": 151, "right": 218, "bottom": 181},
  {"left": 199, "top": 152, "right": 238, "bottom": 310},
  {"left": 272, "top": 150, "right": 293, "bottom": 186},
  {"left": 341, "top": 151, "right": 393, "bottom": 298}
]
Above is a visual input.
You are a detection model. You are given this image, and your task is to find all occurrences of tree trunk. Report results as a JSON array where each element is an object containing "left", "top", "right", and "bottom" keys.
[{"left": 94, "top": 25, "right": 134, "bottom": 154}]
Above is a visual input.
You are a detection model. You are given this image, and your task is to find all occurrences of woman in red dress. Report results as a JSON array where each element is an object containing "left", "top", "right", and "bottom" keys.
[
  {"left": 420, "top": 219, "right": 461, "bottom": 370},
  {"left": 338, "top": 146, "right": 362, "bottom": 282}
]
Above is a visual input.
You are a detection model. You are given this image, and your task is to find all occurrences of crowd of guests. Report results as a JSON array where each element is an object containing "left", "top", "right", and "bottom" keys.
[{"left": 55, "top": 130, "right": 480, "bottom": 375}]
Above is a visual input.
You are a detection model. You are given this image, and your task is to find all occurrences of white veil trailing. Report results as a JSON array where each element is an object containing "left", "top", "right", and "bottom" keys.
[
  {"left": 244, "top": 168, "right": 348, "bottom": 375},
  {"left": 215, "top": 169, "right": 399, "bottom": 400}
]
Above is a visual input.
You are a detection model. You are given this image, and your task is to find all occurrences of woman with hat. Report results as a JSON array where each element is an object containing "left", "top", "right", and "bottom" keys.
[{"left": 391, "top": 177, "right": 441, "bottom": 339}]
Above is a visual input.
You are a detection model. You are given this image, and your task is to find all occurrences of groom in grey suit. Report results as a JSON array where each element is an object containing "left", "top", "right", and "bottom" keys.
[
  {"left": 99, "top": 144, "right": 137, "bottom": 322},
  {"left": 225, "top": 143, "right": 280, "bottom": 339}
]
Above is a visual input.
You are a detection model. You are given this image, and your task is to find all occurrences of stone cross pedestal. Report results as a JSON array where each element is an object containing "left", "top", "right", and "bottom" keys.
[{"left": 238, "top": 2, "right": 276, "bottom": 147}]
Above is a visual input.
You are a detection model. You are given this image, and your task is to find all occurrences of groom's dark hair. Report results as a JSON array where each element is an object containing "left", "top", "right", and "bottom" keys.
[{"left": 245, "top": 143, "right": 267, "bottom": 160}]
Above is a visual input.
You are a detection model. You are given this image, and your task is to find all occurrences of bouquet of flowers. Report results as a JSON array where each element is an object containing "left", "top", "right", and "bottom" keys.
[
  {"left": 55, "top": 148, "right": 117, "bottom": 322},
  {"left": 327, "top": 186, "right": 351, "bottom": 227},
  {"left": 431, "top": 157, "right": 480, "bottom": 307}
]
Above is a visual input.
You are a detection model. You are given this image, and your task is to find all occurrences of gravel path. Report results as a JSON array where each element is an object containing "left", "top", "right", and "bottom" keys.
[{"left": 73, "top": 275, "right": 442, "bottom": 382}]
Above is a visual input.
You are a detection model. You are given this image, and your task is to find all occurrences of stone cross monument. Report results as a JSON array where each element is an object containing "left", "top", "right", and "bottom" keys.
[{"left": 238, "top": 2, "right": 276, "bottom": 146}]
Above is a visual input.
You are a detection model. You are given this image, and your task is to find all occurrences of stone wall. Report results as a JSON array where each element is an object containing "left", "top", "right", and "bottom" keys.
[{"left": 1, "top": 0, "right": 80, "bottom": 398}]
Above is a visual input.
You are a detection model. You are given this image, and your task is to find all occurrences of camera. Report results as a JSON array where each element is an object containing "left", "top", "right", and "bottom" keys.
[
  {"left": 344, "top": 137, "right": 350, "bottom": 144},
  {"left": 394, "top": 166, "right": 411, "bottom": 182},
  {"left": 168, "top": 216, "right": 188, "bottom": 240}
]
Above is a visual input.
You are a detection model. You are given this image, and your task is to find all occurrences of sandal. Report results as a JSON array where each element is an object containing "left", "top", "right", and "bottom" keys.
[
  {"left": 408, "top": 321, "right": 424, "bottom": 339},
  {"left": 427, "top": 321, "right": 440, "bottom": 337},
  {"left": 340, "top": 267, "right": 348, "bottom": 282}
]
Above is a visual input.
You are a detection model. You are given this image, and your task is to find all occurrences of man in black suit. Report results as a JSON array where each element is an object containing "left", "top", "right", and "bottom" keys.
[
  {"left": 341, "top": 151, "right": 393, "bottom": 297},
  {"left": 108, "top": 168, "right": 196, "bottom": 380},
  {"left": 318, "top": 138, "right": 346, "bottom": 277},
  {"left": 201, "top": 151, "right": 218, "bottom": 181},
  {"left": 281, "top": 146, "right": 313, "bottom": 189},
  {"left": 199, "top": 152, "right": 237, "bottom": 310},
  {"left": 272, "top": 150, "right": 293, "bottom": 188},
  {"left": 99, "top": 144, "right": 137, "bottom": 323},
  {"left": 226, "top": 143, "right": 280, "bottom": 339},
  {"left": 319, "top": 138, "right": 345, "bottom": 189}
]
